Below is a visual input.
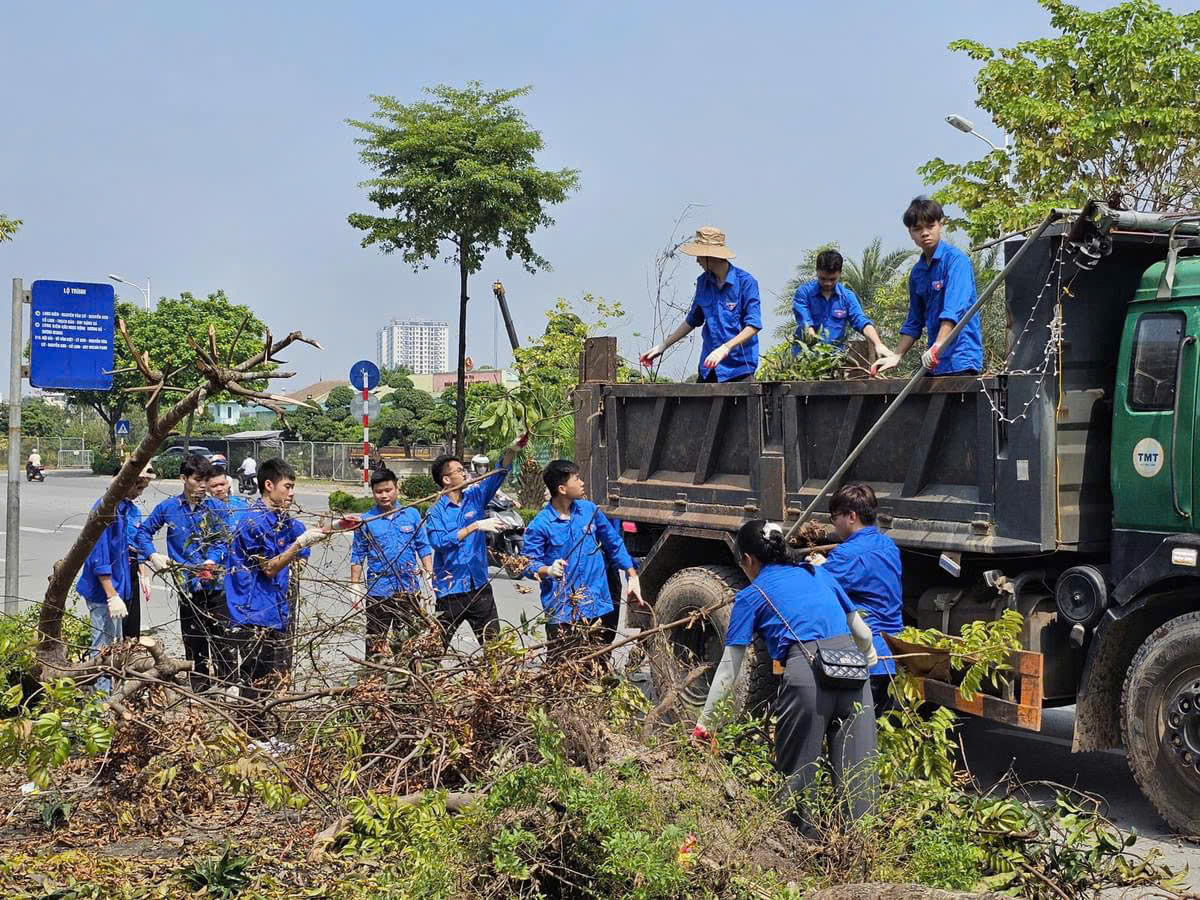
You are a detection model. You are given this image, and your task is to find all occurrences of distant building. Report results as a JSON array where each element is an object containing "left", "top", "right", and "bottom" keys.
[
  {"left": 428, "top": 369, "right": 520, "bottom": 395},
  {"left": 377, "top": 320, "right": 449, "bottom": 375}
]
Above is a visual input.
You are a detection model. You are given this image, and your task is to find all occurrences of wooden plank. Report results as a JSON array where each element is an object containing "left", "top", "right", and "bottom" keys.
[
  {"left": 638, "top": 396, "right": 668, "bottom": 482},
  {"left": 580, "top": 336, "right": 617, "bottom": 383},
  {"left": 693, "top": 396, "right": 726, "bottom": 485},
  {"left": 900, "top": 393, "right": 948, "bottom": 497},
  {"left": 824, "top": 394, "right": 864, "bottom": 496}
]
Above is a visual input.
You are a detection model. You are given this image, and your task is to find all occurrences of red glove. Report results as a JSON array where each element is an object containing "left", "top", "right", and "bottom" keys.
[{"left": 690, "top": 725, "right": 712, "bottom": 746}]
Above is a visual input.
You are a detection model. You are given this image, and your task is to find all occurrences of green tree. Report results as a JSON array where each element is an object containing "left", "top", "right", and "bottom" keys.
[
  {"left": 20, "top": 399, "right": 66, "bottom": 437},
  {"left": 773, "top": 240, "right": 915, "bottom": 343},
  {"left": 348, "top": 82, "right": 580, "bottom": 455},
  {"left": 919, "top": 0, "right": 1200, "bottom": 243},
  {"left": 380, "top": 366, "right": 414, "bottom": 389},
  {"left": 65, "top": 292, "right": 268, "bottom": 450},
  {"left": 324, "top": 385, "right": 356, "bottom": 420},
  {"left": 0, "top": 214, "right": 20, "bottom": 243}
]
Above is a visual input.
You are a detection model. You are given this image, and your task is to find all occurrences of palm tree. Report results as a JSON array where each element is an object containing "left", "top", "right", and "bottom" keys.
[{"left": 772, "top": 238, "right": 915, "bottom": 343}]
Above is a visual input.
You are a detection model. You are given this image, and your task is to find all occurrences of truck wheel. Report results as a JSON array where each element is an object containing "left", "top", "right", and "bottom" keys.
[
  {"left": 649, "top": 565, "right": 776, "bottom": 720},
  {"left": 1121, "top": 610, "right": 1200, "bottom": 834}
]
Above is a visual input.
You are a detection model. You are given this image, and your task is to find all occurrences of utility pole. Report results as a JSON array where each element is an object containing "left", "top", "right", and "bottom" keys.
[{"left": 6, "top": 279, "right": 26, "bottom": 614}]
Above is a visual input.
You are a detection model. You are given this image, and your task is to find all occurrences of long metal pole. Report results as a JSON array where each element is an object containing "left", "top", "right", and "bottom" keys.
[
  {"left": 6, "top": 279, "right": 24, "bottom": 613},
  {"left": 785, "top": 210, "right": 1065, "bottom": 541}
]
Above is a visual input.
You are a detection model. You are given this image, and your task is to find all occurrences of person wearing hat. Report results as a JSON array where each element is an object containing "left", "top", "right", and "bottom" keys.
[
  {"left": 76, "top": 465, "right": 155, "bottom": 692},
  {"left": 640, "top": 226, "right": 762, "bottom": 382}
]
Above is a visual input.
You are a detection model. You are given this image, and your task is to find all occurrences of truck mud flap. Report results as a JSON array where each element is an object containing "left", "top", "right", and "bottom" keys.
[{"left": 884, "top": 634, "right": 1044, "bottom": 731}]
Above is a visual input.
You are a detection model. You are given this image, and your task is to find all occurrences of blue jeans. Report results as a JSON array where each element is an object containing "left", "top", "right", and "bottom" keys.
[{"left": 87, "top": 601, "right": 123, "bottom": 694}]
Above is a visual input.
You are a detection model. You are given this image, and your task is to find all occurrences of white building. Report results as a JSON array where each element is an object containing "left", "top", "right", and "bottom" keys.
[{"left": 376, "top": 320, "right": 449, "bottom": 375}]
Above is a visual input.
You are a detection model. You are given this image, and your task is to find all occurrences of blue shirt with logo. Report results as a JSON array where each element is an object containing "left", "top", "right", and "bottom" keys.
[
  {"left": 684, "top": 263, "right": 762, "bottom": 381},
  {"left": 351, "top": 505, "right": 432, "bottom": 597},
  {"left": 900, "top": 241, "right": 983, "bottom": 375},
  {"left": 792, "top": 280, "right": 871, "bottom": 350},
  {"left": 223, "top": 500, "right": 309, "bottom": 630},
  {"left": 134, "top": 494, "right": 230, "bottom": 591},
  {"left": 821, "top": 526, "right": 903, "bottom": 674},
  {"left": 426, "top": 464, "right": 511, "bottom": 598},
  {"left": 725, "top": 563, "right": 850, "bottom": 661},
  {"left": 523, "top": 500, "right": 634, "bottom": 624},
  {"left": 77, "top": 498, "right": 136, "bottom": 605}
]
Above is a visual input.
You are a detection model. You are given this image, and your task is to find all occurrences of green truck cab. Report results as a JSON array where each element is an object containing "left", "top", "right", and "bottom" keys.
[{"left": 575, "top": 206, "right": 1200, "bottom": 834}]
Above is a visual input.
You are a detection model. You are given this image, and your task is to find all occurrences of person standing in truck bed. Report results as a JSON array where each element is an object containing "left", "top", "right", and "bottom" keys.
[
  {"left": 873, "top": 196, "right": 983, "bottom": 377},
  {"left": 640, "top": 226, "right": 762, "bottom": 382},
  {"left": 792, "top": 249, "right": 894, "bottom": 360}
]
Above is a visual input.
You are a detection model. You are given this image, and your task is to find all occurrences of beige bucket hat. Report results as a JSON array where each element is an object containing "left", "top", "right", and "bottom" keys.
[{"left": 679, "top": 226, "right": 736, "bottom": 260}]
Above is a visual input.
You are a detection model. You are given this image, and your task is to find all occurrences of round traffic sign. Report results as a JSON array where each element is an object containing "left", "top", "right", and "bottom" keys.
[
  {"left": 349, "top": 359, "right": 380, "bottom": 391},
  {"left": 361, "top": 394, "right": 382, "bottom": 423}
]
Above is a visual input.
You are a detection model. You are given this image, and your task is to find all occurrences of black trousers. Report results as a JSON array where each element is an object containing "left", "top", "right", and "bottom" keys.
[
  {"left": 938, "top": 369, "right": 980, "bottom": 377},
  {"left": 179, "top": 588, "right": 230, "bottom": 690},
  {"left": 701, "top": 371, "right": 753, "bottom": 383},
  {"left": 775, "top": 635, "right": 878, "bottom": 825},
  {"left": 545, "top": 607, "right": 620, "bottom": 665},
  {"left": 435, "top": 584, "right": 500, "bottom": 651},
  {"left": 870, "top": 673, "right": 896, "bottom": 714},
  {"left": 226, "top": 626, "right": 287, "bottom": 737},
  {"left": 124, "top": 556, "right": 142, "bottom": 640},
  {"left": 366, "top": 591, "right": 424, "bottom": 658}
]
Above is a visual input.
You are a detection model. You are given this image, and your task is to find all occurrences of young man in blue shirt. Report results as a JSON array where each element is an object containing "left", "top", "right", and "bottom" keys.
[
  {"left": 819, "top": 483, "right": 903, "bottom": 710},
  {"left": 77, "top": 466, "right": 155, "bottom": 691},
  {"left": 873, "top": 196, "right": 984, "bottom": 377},
  {"left": 349, "top": 467, "right": 433, "bottom": 659},
  {"left": 640, "top": 226, "right": 762, "bottom": 382},
  {"left": 136, "top": 454, "right": 231, "bottom": 691},
  {"left": 224, "top": 458, "right": 328, "bottom": 730},
  {"left": 524, "top": 459, "right": 643, "bottom": 662},
  {"left": 425, "top": 432, "right": 529, "bottom": 652},
  {"left": 793, "top": 250, "right": 894, "bottom": 359}
]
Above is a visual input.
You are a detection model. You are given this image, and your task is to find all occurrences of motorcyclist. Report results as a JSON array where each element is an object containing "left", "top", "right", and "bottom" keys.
[
  {"left": 471, "top": 454, "right": 490, "bottom": 476},
  {"left": 26, "top": 449, "right": 44, "bottom": 481},
  {"left": 238, "top": 455, "right": 257, "bottom": 493}
]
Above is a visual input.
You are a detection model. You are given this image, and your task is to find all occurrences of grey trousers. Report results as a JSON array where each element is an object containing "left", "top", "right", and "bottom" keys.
[{"left": 775, "top": 634, "right": 878, "bottom": 823}]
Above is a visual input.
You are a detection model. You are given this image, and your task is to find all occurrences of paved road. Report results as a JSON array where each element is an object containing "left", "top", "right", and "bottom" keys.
[{"left": 2, "top": 473, "right": 1198, "bottom": 888}]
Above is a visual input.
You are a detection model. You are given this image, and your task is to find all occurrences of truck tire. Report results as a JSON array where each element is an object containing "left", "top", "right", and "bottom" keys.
[
  {"left": 649, "top": 565, "right": 776, "bottom": 720},
  {"left": 1120, "top": 610, "right": 1200, "bottom": 834}
]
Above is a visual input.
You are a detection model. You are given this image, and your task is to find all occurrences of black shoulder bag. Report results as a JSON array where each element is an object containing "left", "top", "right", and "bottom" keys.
[{"left": 750, "top": 579, "right": 869, "bottom": 690}]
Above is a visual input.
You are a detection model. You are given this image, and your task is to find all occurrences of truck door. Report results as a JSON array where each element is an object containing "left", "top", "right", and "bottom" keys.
[{"left": 1113, "top": 303, "right": 1199, "bottom": 533}]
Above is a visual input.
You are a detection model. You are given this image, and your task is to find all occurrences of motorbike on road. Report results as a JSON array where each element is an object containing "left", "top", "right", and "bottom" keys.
[
  {"left": 238, "top": 471, "right": 258, "bottom": 494},
  {"left": 25, "top": 463, "right": 45, "bottom": 482}
]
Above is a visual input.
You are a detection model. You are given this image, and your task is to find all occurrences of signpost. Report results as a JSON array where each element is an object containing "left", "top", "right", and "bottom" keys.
[
  {"left": 29, "top": 280, "right": 115, "bottom": 391},
  {"left": 114, "top": 419, "right": 131, "bottom": 436},
  {"left": 7, "top": 278, "right": 117, "bottom": 614},
  {"left": 349, "top": 360, "right": 381, "bottom": 486}
]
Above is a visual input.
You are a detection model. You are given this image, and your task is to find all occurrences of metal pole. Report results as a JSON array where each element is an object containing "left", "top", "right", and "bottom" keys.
[
  {"left": 785, "top": 210, "right": 1065, "bottom": 541},
  {"left": 6, "top": 279, "right": 24, "bottom": 614}
]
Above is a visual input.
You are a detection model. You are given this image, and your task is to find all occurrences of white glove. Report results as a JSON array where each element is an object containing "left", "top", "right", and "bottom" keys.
[
  {"left": 107, "top": 595, "right": 128, "bottom": 620},
  {"left": 807, "top": 551, "right": 827, "bottom": 566},
  {"left": 474, "top": 517, "right": 505, "bottom": 535},
  {"left": 546, "top": 559, "right": 566, "bottom": 579},
  {"left": 148, "top": 553, "right": 170, "bottom": 573},
  {"left": 920, "top": 343, "right": 942, "bottom": 371},
  {"left": 625, "top": 572, "right": 647, "bottom": 607},
  {"left": 847, "top": 610, "right": 879, "bottom": 668},
  {"left": 349, "top": 582, "right": 367, "bottom": 609},
  {"left": 294, "top": 527, "right": 330, "bottom": 549}
]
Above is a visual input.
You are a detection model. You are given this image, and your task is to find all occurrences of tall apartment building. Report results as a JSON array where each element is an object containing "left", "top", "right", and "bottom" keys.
[{"left": 376, "top": 319, "right": 449, "bottom": 375}]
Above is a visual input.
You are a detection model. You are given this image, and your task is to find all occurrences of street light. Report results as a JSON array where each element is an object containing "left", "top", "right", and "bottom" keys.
[
  {"left": 944, "top": 114, "right": 1002, "bottom": 152},
  {"left": 108, "top": 273, "right": 151, "bottom": 309}
]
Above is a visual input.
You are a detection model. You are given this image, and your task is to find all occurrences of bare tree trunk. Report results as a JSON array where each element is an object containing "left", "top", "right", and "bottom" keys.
[{"left": 455, "top": 255, "right": 469, "bottom": 457}]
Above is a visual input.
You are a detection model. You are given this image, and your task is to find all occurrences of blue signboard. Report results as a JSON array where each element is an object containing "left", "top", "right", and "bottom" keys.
[
  {"left": 115, "top": 419, "right": 131, "bottom": 436},
  {"left": 349, "top": 359, "right": 380, "bottom": 391},
  {"left": 30, "top": 281, "right": 115, "bottom": 391}
]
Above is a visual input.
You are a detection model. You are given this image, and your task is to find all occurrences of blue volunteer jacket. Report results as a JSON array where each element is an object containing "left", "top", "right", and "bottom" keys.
[
  {"left": 134, "top": 494, "right": 230, "bottom": 591},
  {"left": 223, "top": 500, "right": 309, "bottom": 630},
  {"left": 77, "top": 498, "right": 136, "bottom": 605},
  {"left": 350, "top": 505, "right": 432, "bottom": 597},
  {"left": 425, "top": 464, "right": 510, "bottom": 598},
  {"left": 821, "top": 526, "right": 903, "bottom": 675},
  {"left": 523, "top": 500, "right": 634, "bottom": 624}
]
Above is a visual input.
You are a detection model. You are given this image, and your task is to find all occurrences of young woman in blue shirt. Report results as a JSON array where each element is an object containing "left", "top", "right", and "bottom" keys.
[{"left": 694, "top": 520, "right": 878, "bottom": 822}]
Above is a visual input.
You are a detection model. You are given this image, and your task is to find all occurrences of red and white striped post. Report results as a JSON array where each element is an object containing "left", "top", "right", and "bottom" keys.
[{"left": 360, "top": 376, "right": 370, "bottom": 486}]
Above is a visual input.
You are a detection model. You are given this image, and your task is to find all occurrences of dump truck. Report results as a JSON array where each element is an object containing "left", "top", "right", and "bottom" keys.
[{"left": 573, "top": 202, "right": 1200, "bottom": 833}]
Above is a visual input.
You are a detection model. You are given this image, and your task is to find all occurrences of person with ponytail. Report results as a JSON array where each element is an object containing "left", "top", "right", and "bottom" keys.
[{"left": 694, "top": 520, "right": 878, "bottom": 822}]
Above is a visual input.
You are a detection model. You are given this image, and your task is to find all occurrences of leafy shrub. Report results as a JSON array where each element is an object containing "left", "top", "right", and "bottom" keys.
[
  {"left": 518, "top": 508, "right": 541, "bottom": 524},
  {"left": 90, "top": 455, "right": 121, "bottom": 476},
  {"left": 400, "top": 473, "right": 436, "bottom": 499},
  {"left": 152, "top": 453, "right": 183, "bottom": 480},
  {"left": 328, "top": 491, "right": 373, "bottom": 513},
  {"left": 180, "top": 841, "right": 252, "bottom": 897}
]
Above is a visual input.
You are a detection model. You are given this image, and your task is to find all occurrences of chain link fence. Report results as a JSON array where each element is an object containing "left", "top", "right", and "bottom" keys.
[{"left": 0, "top": 436, "right": 92, "bottom": 470}]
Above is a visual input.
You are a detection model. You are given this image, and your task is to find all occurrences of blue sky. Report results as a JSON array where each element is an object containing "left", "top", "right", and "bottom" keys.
[{"left": 1, "top": 0, "right": 1186, "bottom": 388}]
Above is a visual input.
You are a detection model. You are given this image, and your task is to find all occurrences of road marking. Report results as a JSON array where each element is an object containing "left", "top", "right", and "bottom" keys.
[{"left": 0, "top": 526, "right": 57, "bottom": 535}]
